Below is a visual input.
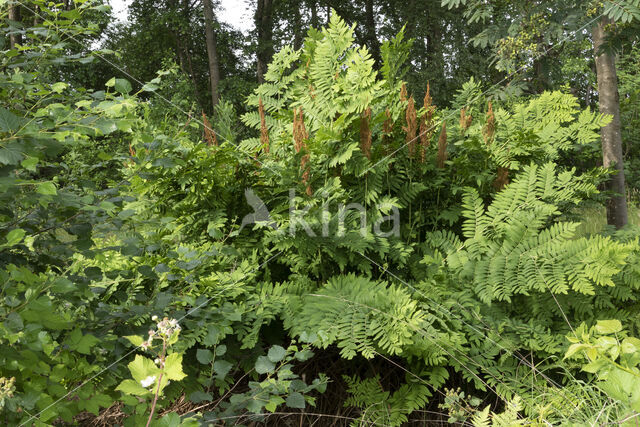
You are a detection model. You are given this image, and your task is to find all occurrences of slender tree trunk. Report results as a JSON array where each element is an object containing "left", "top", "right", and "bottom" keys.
[
  {"left": 203, "top": 0, "right": 220, "bottom": 109},
  {"left": 364, "top": 0, "right": 381, "bottom": 65},
  {"left": 593, "top": 17, "right": 628, "bottom": 229},
  {"left": 293, "top": 3, "right": 303, "bottom": 50},
  {"left": 309, "top": 0, "right": 318, "bottom": 28},
  {"left": 8, "top": 2, "right": 22, "bottom": 49},
  {"left": 255, "top": 0, "right": 274, "bottom": 83}
]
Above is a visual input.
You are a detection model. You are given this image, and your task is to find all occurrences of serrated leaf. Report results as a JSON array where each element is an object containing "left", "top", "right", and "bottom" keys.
[
  {"left": 114, "top": 78, "right": 132, "bottom": 94},
  {"left": 213, "top": 360, "right": 233, "bottom": 378},
  {"left": 267, "top": 345, "right": 286, "bottom": 363},
  {"left": 163, "top": 353, "right": 186, "bottom": 381},
  {"left": 565, "top": 343, "right": 587, "bottom": 359},
  {"left": 0, "top": 143, "right": 23, "bottom": 165},
  {"left": 21, "top": 156, "right": 38, "bottom": 171},
  {"left": 37, "top": 182, "right": 57, "bottom": 195},
  {"left": 210, "top": 345, "right": 224, "bottom": 358},
  {"left": 285, "top": 392, "right": 306, "bottom": 409},
  {"left": 596, "top": 320, "right": 622, "bottom": 335},
  {"left": 203, "top": 327, "right": 220, "bottom": 346},
  {"left": 116, "top": 379, "right": 151, "bottom": 396},
  {"left": 6, "top": 228, "right": 26, "bottom": 246},
  {"left": 128, "top": 355, "right": 160, "bottom": 383},
  {"left": 255, "top": 356, "right": 275, "bottom": 374},
  {"left": 0, "top": 107, "right": 20, "bottom": 132},
  {"left": 124, "top": 335, "right": 145, "bottom": 347},
  {"left": 196, "top": 349, "right": 213, "bottom": 364}
]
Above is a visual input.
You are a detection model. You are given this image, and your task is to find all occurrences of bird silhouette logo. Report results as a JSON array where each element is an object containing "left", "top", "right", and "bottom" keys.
[{"left": 240, "top": 188, "right": 278, "bottom": 231}]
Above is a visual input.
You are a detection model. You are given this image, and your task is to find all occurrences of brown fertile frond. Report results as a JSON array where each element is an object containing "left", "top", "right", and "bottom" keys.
[
  {"left": 293, "top": 107, "right": 308, "bottom": 153},
  {"left": 360, "top": 107, "right": 372, "bottom": 160},
  {"left": 484, "top": 101, "right": 495, "bottom": 144},
  {"left": 423, "top": 82, "right": 433, "bottom": 110},
  {"left": 419, "top": 83, "right": 436, "bottom": 163},
  {"left": 258, "top": 98, "right": 269, "bottom": 153},
  {"left": 405, "top": 96, "right": 417, "bottom": 158},
  {"left": 459, "top": 108, "right": 472, "bottom": 135},
  {"left": 400, "top": 82, "right": 408, "bottom": 103},
  {"left": 293, "top": 107, "right": 312, "bottom": 195},
  {"left": 202, "top": 111, "right": 218, "bottom": 146},
  {"left": 436, "top": 121, "right": 447, "bottom": 169}
]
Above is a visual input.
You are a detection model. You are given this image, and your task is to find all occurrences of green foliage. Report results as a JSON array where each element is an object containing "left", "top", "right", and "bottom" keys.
[
  {"left": 3, "top": 5, "right": 640, "bottom": 426},
  {"left": 343, "top": 374, "right": 432, "bottom": 426},
  {"left": 565, "top": 321, "right": 640, "bottom": 415},
  {"left": 430, "top": 162, "right": 634, "bottom": 302}
]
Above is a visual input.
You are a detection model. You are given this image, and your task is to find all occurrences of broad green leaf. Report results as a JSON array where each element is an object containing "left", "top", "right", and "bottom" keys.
[
  {"left": 622, "top": 337, "right": 640, "bottom": 354},
  {"left": 21, "top": 156, "right": 38, "bottom": 171},
  {"left": 196, "top": 349, "right": 213, "bottom": 364},
  {"left": 114, "top": 78, "right": 132, "bottom": 94},
  {"left": 213, "top": 360, "right": 233, "bottom": 378},
  {"left": 0, "top": 107, "right": 20, "bottom": 132},
  {"left": 163, "top": 352, "right": 186, "bottom": 381},
  {"left": 265, "top": 395, "right": 285, "bottom": 412},
  {"left": 267, "top": 345, "right": 286, "bottom": 363},
  {"left": 0, "top": 143, "right": 23, "bottom": 165},
  {"left": 51, "top": 278, "right": 75, "bottom": 293},
  {"left": 37, "top": 182, "right": 57, "bottom": 195},
  {"left": 285, "top": 392, "right": 306, "bottom": 409},
  {"left": 116, "top": 379, "right": 150, "bottom": 396},
  {"left": 255, "top": 356, "right": 275, "bottom": 374},
  {"left": 295, "top": 349, "right": 314, "bottom": 361},
  {"left": 125, "top": 335, "right": 145, "bottom": 347},
  {"left": 128, "top": 355, "right": 159, "bottom": 383},
  {"left": 203, "top": 327, "right": 220, "bottom": 346},
  {"left": 596, "top": 320, "right": 622, "bottom": 335},
  {"left": 51, "top": 82, "right": 68, "bottom": 93},
  {"left": 67, "top": 328, "right": 100, "bottom": 355},
  {"left": 6, "top": 228, "right": 26, "bottom": 246}
]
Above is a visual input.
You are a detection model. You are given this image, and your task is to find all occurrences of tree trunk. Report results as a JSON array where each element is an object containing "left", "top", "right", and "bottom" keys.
[
  {"left": 203, "top": 0, "right": 220, "bottom": 109},
  {"left": 309, "top": 0, "right": 318, "bottom": 28},
  {"left": 364, "top": 0, "right": 381, "bottom": 66},
  {"left": 293, "top": 2, "right": 303, "bottom": 50},
  {"left": 593, "top": 16, "right": 628, "bottom": 229},
  {"left": 255, "top": 0, "right": 274, "bottom": 83},
  {"left": 8, "top": 2, "right": 22, "bottom": 49}
]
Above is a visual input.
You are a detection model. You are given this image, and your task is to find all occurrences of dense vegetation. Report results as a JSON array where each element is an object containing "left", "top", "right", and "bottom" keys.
[{"left": 3, "top": 0, "right": 640, "bottom": 425}]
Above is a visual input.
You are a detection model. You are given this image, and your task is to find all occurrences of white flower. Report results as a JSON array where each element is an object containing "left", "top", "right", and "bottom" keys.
[
  {"left": 154, "top": 358, "right": 161, "bottom": 365},
  {"left": 140, "top": 375, "right": 156, "bottom": 388},
  {"left": 151, "top": 315, "right": 158, "bottom": 321},
  {"left": 140, "top": 341, "right": 150, "bottom": 350}
]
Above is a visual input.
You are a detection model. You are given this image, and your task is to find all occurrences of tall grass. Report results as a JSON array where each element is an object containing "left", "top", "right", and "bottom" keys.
[{"left": 576, "top": 200, "right": 640, "bottom": 236}]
